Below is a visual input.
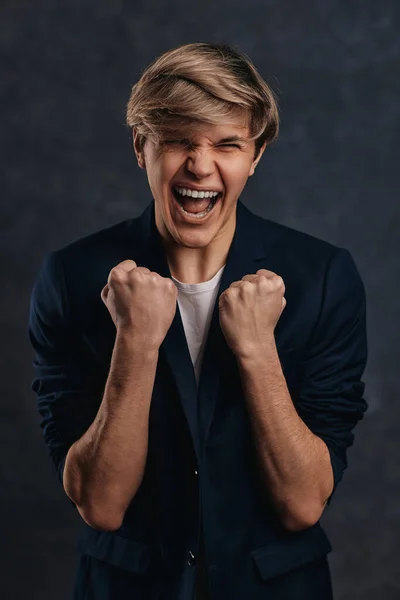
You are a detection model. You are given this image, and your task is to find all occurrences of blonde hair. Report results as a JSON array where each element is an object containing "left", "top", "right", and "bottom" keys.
[{"left": 126, "top": 42, "right": 279, "bottom": 161}]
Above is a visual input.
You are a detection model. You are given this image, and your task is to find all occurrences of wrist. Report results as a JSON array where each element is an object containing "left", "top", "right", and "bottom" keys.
[
  {"left": 115, "top": 328, "right": 160, "bottom": 356},
  {"left": 235, "top": 336, "right": 277, "bottom": 362}
]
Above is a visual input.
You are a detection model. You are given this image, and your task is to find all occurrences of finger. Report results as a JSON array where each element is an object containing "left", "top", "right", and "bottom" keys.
[
  {"left": 255, "top": 269, "right": 276, "bottom": 279},
  {"left": 100, "top": 284, "right": 109, "bottom": 302},
  {"left": 241, "top": 274, "right": 259, "bottom": 282},
  {"left": 116, "top": 259, "right": 138, "bottom": 273},
  {"left": 257, "top": 270, "right": 285, "bottom": 292},
  {"left": 108, "top": 260, "right": 139, "bottom": 286}
]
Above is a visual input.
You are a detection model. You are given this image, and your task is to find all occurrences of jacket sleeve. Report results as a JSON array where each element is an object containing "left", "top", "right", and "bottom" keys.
[
  {"left": 28, "top": 251, "right": 105, "bottom": 508},
  {"left": 295, "top": 247, "right": 368, "bottom": 504}
]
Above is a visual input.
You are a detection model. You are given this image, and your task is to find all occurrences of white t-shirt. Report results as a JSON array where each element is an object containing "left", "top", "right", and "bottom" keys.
[{"left": 171, "top": 264, "right": 226, "bottom": 387}]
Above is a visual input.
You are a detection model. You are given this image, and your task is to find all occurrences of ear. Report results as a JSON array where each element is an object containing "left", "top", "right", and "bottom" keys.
[
  {"left": 249, "top": 141, "right": 267, "bottom": 177},
  {"left": 133, "top": 127, "right": 146, "bottom": 169}
]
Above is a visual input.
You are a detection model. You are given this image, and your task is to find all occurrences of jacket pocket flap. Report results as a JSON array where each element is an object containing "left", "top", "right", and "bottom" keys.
[
  {"left": 251, "top": 525, "right": 332, "bottom": 581},
  {"left": 76, "top": 526, "right": 153, "bottom": 575}
]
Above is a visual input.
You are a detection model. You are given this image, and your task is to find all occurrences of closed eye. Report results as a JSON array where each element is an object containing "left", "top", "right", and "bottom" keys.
[{"left": 162, "top": 141, "right": 242, "bottom": 149}]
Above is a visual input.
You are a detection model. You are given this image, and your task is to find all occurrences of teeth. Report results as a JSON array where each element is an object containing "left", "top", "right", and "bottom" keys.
[{"left": 174, "top": 187, "right": 220, "bottom": 199}]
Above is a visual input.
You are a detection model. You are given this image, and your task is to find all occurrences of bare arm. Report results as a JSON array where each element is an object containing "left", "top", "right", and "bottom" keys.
[
  {"left": 63, "top": 329, "right": 159, "bottom": 531},
  {"left": 237, "top": 340, "right": 333, "bottom": 532}
]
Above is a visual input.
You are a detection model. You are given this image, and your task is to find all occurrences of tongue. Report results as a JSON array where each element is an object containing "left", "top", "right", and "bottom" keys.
[{"left": 179, "top": 195, "right": 213, "bottom": 213}]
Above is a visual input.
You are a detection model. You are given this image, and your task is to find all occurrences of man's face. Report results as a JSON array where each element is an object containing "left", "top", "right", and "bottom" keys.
[{"left": 133, "top": 119, "right": 266, "bottom": 251}]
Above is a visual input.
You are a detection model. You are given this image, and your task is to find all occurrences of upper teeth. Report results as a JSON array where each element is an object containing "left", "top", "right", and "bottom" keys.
[{"left": 174, "top": 187, "right": 220, "bottom": 199}]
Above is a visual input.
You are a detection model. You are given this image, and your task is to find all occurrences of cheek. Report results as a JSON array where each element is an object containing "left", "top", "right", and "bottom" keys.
[
  {"left": 148, "top": 168, "right": 170, "bottom": 195},
  {"left": 223, "top": 164, "right": 252, "bottom": 189},
  {"left": 160, "top": 156, "right": 182, "bottom": 182}
]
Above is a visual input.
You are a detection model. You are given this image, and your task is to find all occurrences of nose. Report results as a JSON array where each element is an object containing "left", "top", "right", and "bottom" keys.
[{"left": 186, "top": 149, "right": 215, "bottom": 179}]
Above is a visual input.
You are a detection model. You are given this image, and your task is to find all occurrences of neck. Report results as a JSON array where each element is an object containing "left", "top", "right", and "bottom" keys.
[
  {"left": 168, "top": 254, "right": 228, "bottom": 284},
  {"left": 155, "top": 203, "right": 236, "bottom": 284}
]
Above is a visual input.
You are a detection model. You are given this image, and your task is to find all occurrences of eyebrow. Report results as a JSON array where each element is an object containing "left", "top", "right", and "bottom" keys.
[
  {"left": 217, "top": 136, "right": 247, "bottom": 144},
  {"left": 162, "top": 135, "right": 249, "bottom": 146},
  {"left": 175, "top": 136, "right": 248, "bottom": 144}
]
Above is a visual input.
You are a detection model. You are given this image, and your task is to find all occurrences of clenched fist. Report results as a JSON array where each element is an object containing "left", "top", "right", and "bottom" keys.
[
  {"left": 100, "top": 260, "right": 178, "bottom": 349},
  {"left": 218, "top": 269, "right": 286, "bottom": 359}
]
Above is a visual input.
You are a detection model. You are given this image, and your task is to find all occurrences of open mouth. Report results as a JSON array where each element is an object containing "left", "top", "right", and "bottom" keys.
[{"left": 171, "top": 187, "right": 223, "bottom": 218}]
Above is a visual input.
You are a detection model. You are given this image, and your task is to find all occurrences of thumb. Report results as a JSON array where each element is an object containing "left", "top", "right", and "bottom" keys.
[{"left": 115, "top": 259, "right": 137, "bottom": 273}]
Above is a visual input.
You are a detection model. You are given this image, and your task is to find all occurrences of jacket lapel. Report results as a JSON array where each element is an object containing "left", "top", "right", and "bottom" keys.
[
  {"left": 131, "top": 199, "right": 281, "bottom": 461},
  {"left": 192, "top": 202, "right": 268, "bottom": 458}
]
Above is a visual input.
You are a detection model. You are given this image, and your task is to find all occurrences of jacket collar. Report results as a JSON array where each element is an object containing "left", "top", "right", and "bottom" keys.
[{"left": 128, "top": 199, "right": 279, "bottom": 460}]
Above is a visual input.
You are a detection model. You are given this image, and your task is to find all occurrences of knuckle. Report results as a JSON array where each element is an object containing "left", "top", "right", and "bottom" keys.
[
  {"left": 109, "top": 268, "right": 124, "bottom": 282},
  {"left": 166, "top": 278, "right": 177, "bottom": 291}
]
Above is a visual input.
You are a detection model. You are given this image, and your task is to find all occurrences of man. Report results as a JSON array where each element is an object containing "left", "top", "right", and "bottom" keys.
[{"left": 28, "top": 42, "right": 368, "bottom": 600}]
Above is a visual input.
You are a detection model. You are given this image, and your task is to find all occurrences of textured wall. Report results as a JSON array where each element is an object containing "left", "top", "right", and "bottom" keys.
[{"left": 1, "top": 0, "right": 399, "bottom": 598}]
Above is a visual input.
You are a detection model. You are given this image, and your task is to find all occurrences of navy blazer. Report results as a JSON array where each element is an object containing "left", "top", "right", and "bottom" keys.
[{"left": 28, "top": 199, "right": 368, "bottom": 600}]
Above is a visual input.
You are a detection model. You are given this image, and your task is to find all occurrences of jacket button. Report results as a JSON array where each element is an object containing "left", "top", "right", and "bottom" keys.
[
  {"left": 194, "top": 470, "right": 198, "bottom": 475},
  {"left": 188, "top": 550, "right": 196, "bottom": 566}
]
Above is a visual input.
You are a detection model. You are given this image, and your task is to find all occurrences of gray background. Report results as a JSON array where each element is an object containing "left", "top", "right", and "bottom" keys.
[{"left": 1, "top": 0, "right": 399, "bottom": 598}]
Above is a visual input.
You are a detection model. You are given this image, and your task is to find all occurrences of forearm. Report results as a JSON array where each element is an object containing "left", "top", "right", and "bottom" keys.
[
  {"left": 236, "top": 338, "right": 333, "bottom": 530},
  {"left": 63, "top": 329, "right": 159, "bottom": 531}
]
